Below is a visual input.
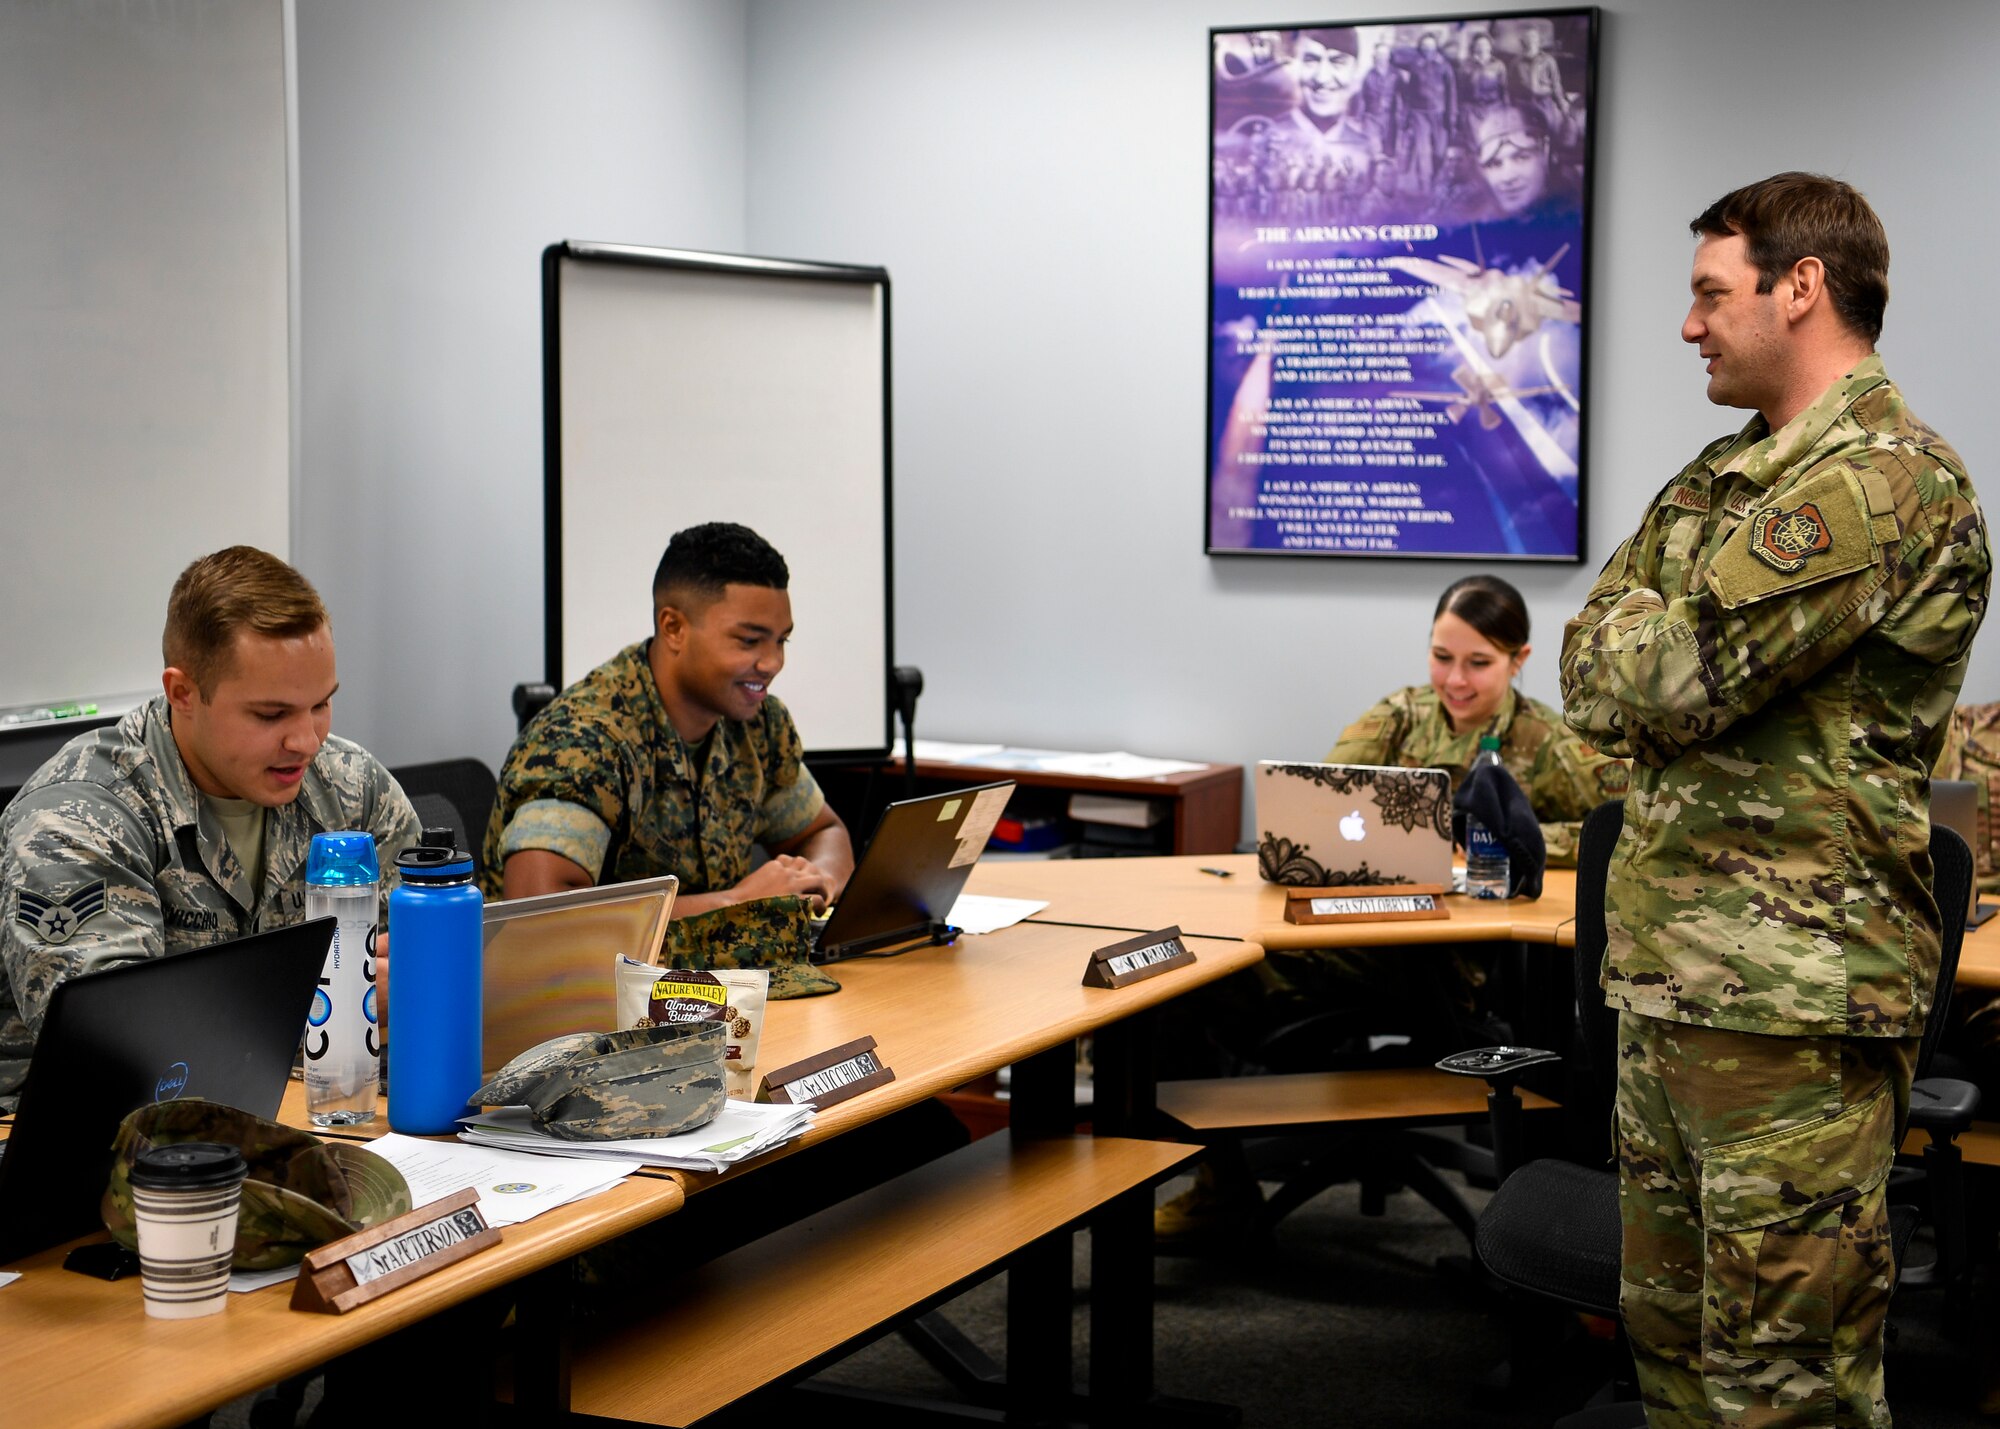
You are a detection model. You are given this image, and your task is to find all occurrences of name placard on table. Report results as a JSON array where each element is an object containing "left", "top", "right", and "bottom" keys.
[
  {"left": 1283, "top": 884, "right": 1450, "bottom": 926},
  {"left": 291, "top": 1186, "right": 500, "bottom": 1314},
  {"left": 757, "top": 1035, "right": 896, "bottom": 1108},
  {"left": 1081, "top": 926, "right": 1195, "bottom": 988}
]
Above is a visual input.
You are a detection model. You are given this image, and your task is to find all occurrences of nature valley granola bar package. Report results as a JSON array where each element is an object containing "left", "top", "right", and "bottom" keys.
[{"left": 615, "top": 960, "right": 770, "bottom": 1099}]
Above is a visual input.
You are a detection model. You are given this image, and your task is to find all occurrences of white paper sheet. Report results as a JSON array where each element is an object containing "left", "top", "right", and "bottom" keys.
[
  {"left": 945, "top": 893, "right": 1049, "bottom": 934},
  {"left": 0, "top": 1271, "right": 19, "bottom": 1290},
  {"left": 229, "top": 1264, "right": 301, "bottom": 1294},
  {"left": 909, "top": 739, "right": 1005, "bottom": 763},
  {"left": 366, "top": 1133, "right": 632, "bottom": 1228},
  {"left": 1039, "top": 751, "right": 1206, "bottom": 779}
]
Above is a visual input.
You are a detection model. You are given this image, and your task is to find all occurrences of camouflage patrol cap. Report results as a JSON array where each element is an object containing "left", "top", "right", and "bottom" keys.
[
  {"left": 664, "top": 893, "right": 841, "bottom": 999},
  {"left": 102, "top": 1099, "right": 413, "bottom": 1271},
  {"left": 472, "top": 1022, "right": 727, "bottom": 1142}
]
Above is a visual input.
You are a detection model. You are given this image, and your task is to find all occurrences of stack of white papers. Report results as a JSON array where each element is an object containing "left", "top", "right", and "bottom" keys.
[
  {"left": 457, "top": 1099, "right": 815, "bottom": 1175},
  {"left": 367, "top": 1132, "right": 635, "bottom": 1229}
]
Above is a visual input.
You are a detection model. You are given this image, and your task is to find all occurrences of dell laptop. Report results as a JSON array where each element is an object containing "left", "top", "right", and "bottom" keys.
[
  {"left": 811, "top": 782, "right": 1015, "bottom": 963},
  {"left": 480, "top": 874, "right": 677, "bottom": 1076},
  {"left": 1253, "top": 761, "right": 1454, "bottom": 887},
  {"left": 0, "top": 917, "right": 333, "bottom": 1265}
]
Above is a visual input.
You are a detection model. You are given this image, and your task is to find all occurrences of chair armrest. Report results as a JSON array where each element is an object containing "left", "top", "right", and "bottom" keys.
[
  {"left": 1907, "top": 1077, "right": 1981, "bottom": 1141},
  {"left": 1434, "top": 1045, "right": 1560, "bottom": 1080}
]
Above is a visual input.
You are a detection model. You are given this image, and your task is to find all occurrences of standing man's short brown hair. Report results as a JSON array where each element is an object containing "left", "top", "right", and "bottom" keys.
[
  {"left": 162, "top": 547, "right": 328, "bottom": 696},
  {"left": 1689, "top": 171, "right": 1890, "bottom": 344}
]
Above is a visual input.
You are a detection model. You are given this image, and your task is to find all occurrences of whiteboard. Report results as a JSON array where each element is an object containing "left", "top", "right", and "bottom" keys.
[
  {"left": 0, "top": 0, "right": 291, "bottom": 717},
  {"left": 545, "top": 245, "right": 893, "bottom": 758}
]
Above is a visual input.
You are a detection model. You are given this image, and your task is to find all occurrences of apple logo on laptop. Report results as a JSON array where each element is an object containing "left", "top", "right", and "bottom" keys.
[{"left": 1340, "top": 810, "right": 1367, "bottom": 841}]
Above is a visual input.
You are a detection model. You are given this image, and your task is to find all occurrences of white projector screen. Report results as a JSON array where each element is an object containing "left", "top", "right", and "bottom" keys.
[
  {"left": 545, "top": 245, "right": 892, "bottom": 759},
  {"left": 0, "top": 0, "right": 291, "bottom": 721}
]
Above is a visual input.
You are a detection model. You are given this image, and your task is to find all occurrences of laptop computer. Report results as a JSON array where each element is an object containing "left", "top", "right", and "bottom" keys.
[
  {"left": 480, "top": 875, "right": 677, "bottom": 1077},
  {"left": 0, "top": 917, "right": 333, "bottom": 1266},
  {"left": 811, "top": 781, "right": 1015, "bottom": 963},
  {"left": 1930, "top": 779, "right": 1995, "bottom": 927},
  {"left": 1254, "top": 761, "right": 1454, "bottom": 887}
]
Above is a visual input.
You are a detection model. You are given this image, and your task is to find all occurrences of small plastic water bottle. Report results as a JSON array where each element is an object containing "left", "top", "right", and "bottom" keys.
[
  {"left": 1464, "top": 736, "right": 1512, "bottom": 900},
  {"left": 303, "top": 831, "right": 381, "bottom": 1125},
  {"left": 387, "top": 828, "right": 484, "bottom": 1134}
]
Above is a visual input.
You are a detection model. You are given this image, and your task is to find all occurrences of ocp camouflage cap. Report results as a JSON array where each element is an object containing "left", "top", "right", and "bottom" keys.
[
  {"left": 663, "top": 893, "right": 841, "bottom": 999},
  {"left": 101, "top": 1099, "right": 413, "bottom": 1270},
  {"left": 472, "top": 1021, "right": 727, "bottom": 1142}
]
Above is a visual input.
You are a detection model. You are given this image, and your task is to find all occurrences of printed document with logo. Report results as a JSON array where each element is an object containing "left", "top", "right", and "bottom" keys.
[
  {"left": 456, "top": 1100, "right": 815, "bottom": 1174},
  {"left": 366, "top": 1133, "right": 635, "bottom": 1228},
  {"left": 1252, "top": 762, "right": 1453, "bottom": 887}
]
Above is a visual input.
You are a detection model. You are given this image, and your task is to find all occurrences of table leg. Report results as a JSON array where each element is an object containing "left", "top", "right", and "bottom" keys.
[
  {"left": 513, "top": 1260, "right": 573, "bottom": 1418},
  {"left": 1087, "top": 1013, "right": 1156, "bottom": 1411},
  {"left": 1007, "top": 1041, "right": 1078, "bottom": 1416}
]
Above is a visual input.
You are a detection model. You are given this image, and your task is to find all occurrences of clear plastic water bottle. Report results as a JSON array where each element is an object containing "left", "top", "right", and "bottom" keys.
[
  {"left": 387, "top": 828, "right": 484, "bottom": 1134},
  {"left": 303, "top": 831, "right": 381, "bottom": 1125},
  {"left": 1464, "top": 736, "right": 1511, "bottom": 900}
]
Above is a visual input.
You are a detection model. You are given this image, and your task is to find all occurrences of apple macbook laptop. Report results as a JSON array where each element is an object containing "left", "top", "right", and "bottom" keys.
[
  {"left": 1254, "top": 761, "right": 1454, "bottom": 887},
  {"left": 480, "top": 875, "right": 677, "bottom": 1077},
  {"left": 0, "top": 917, "right": 333, "bottom": 1266},
  {"left": 810, "top": 781, "right": 1015, "bottom": 964},
  {"left": 1930, "top": 779, "right": 1995, "bottom": 927}
]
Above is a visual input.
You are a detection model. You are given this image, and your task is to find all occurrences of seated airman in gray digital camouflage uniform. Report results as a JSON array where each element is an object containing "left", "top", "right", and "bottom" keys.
[
  {"left": 1563, "top": 174, "right": 1989, "bottom": 1428},
  {"left": 0, "top": 547, "right": 420, "bottom": 1110}
]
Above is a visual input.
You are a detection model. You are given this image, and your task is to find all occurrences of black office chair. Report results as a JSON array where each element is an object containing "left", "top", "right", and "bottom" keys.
[
  {"left": 386, "top": 758, "right": 499, "bottom": 876},
  {"left": 1464, "top": 801, "right": 1979, "bottom": 1422}
]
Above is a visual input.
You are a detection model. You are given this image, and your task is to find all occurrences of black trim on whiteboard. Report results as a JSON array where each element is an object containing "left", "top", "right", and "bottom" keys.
[{"left": 540, "top": 241, "right": 896, "bottom": 762}]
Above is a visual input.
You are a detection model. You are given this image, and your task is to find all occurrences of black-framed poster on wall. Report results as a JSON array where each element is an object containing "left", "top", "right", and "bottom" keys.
[{"left": 1207, "top": 10, "right": 1598, "bottom": 561}]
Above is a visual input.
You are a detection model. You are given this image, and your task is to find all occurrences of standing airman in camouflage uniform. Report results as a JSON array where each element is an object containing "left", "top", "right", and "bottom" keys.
[
  {"left": 484, "top": 524, "right": 852, "bottom": 992},
  {"left": 1562, "top": 174, "right": 1989, "bottom": 1427},
  {"left": 0, "top": 548, "right": 420, "bottom": 1110}
]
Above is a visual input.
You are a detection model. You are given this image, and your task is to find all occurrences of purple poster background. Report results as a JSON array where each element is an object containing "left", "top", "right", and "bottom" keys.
[{"left": 1207, "top": 11, "right": 1596, "bottom": 560}]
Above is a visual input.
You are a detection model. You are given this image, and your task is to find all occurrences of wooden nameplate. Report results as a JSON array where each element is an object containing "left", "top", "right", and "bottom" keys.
[
  {"left": 1283, "top": 884, "right": 1450, "bottom": 925},
  {"left": 757, "top": 1035, "right": 895, "bottom": 1108},
  {"left": 291, "top": 1186, "right": 500, "bottom": 1314},
  {"left": 1081, "top": 926, "right": 1195, "bottom": 988}
]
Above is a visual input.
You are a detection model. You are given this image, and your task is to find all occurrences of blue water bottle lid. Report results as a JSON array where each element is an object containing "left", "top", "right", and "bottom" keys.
[
  {"left": 306, "top": 831, "right": 380, "bottom": 887},
  {"left": 395, "top": 827, "right": 474, "bottom": 884}
]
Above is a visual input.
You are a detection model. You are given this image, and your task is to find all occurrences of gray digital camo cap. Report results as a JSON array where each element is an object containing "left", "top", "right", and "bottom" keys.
[
  {"left": 472, "top": 1021, "right": 726, "bottom": 1142},
  {"left": 102, "top": 1099, "right": 413, "bottom": 1270}
]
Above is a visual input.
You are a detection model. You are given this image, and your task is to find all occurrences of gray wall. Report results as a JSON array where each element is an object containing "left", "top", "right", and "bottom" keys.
[
  {"left": 14, "top": 0, "right": 1997, "bottom": 812},
  {"left": 292, "top": 0, "right": 749, "bottom": 774},
  {"left": 741, "top": 0, "right": 2000, "bottom": 826}
]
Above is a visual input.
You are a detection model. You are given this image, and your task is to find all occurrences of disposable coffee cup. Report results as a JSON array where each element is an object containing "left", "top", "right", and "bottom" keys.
[{"left": 128, "top": 1142, "right": 247, "bottom": 1319}]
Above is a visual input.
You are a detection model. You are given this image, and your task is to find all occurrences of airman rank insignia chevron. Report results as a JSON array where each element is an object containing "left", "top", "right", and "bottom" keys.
[
  {"left": 15, "top": 880, "right": 108, "bottom": 945},
  {"left": 1749, "top": 502, "right": 1833, "bottom": 573}
]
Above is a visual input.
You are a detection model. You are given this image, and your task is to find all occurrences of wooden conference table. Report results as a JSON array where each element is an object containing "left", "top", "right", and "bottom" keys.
[
  {"left": 966, "top": 849, "right": 1581, "bottom": 949},
  {"left": 0, "top": 915, "right": 1259, "bottom": 1429}
]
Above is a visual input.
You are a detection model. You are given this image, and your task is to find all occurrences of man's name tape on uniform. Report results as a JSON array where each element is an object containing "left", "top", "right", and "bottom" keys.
[
  {"left": 1081, "top": 926, "right": 1196, "bottom": 989},
  {"left": 1282, "top": 883, "right": 1451, "bottom": 926},
  {"left": 755, "top": 1036, "right": 895, "bottom": 1109},
  {"left": 291, "top": 1186, "right": 500, "bottom": 1315}
]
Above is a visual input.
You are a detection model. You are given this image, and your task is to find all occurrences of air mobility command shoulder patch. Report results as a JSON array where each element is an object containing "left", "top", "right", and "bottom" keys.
[
  {"left": 15, "top": 881, "right": 108, "bottom": 945},
  {"left": 1750, "top": 502, "right": 1833, "bottom": 573}
]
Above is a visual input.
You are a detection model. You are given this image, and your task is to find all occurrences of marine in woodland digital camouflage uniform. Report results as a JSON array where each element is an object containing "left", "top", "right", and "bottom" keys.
[
  {"left": 0, "top": 697, "right": 420, "bottom": 1109},
  {"left": 482, "top": 641, "right": 836, "bottom": 996},
  {"left": 1563, "top": 355, "right": 1989, "bottom": 1426},
  {"left": 1327, "top": 683, "right": 1629, "bottom": 867}
]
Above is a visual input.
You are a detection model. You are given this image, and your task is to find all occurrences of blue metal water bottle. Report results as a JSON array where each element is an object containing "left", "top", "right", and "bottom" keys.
[{"left": 387, "top": 827, "right": 483, "bottom": 1134}]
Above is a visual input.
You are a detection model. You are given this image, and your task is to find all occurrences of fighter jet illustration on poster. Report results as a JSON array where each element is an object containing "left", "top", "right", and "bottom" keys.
[
  {"left": 1383, "top": 236, "right": 1581, "bottom": 360},
  {"left": 1391, "top": 365, "right": 1558, "bottom": 429}
]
